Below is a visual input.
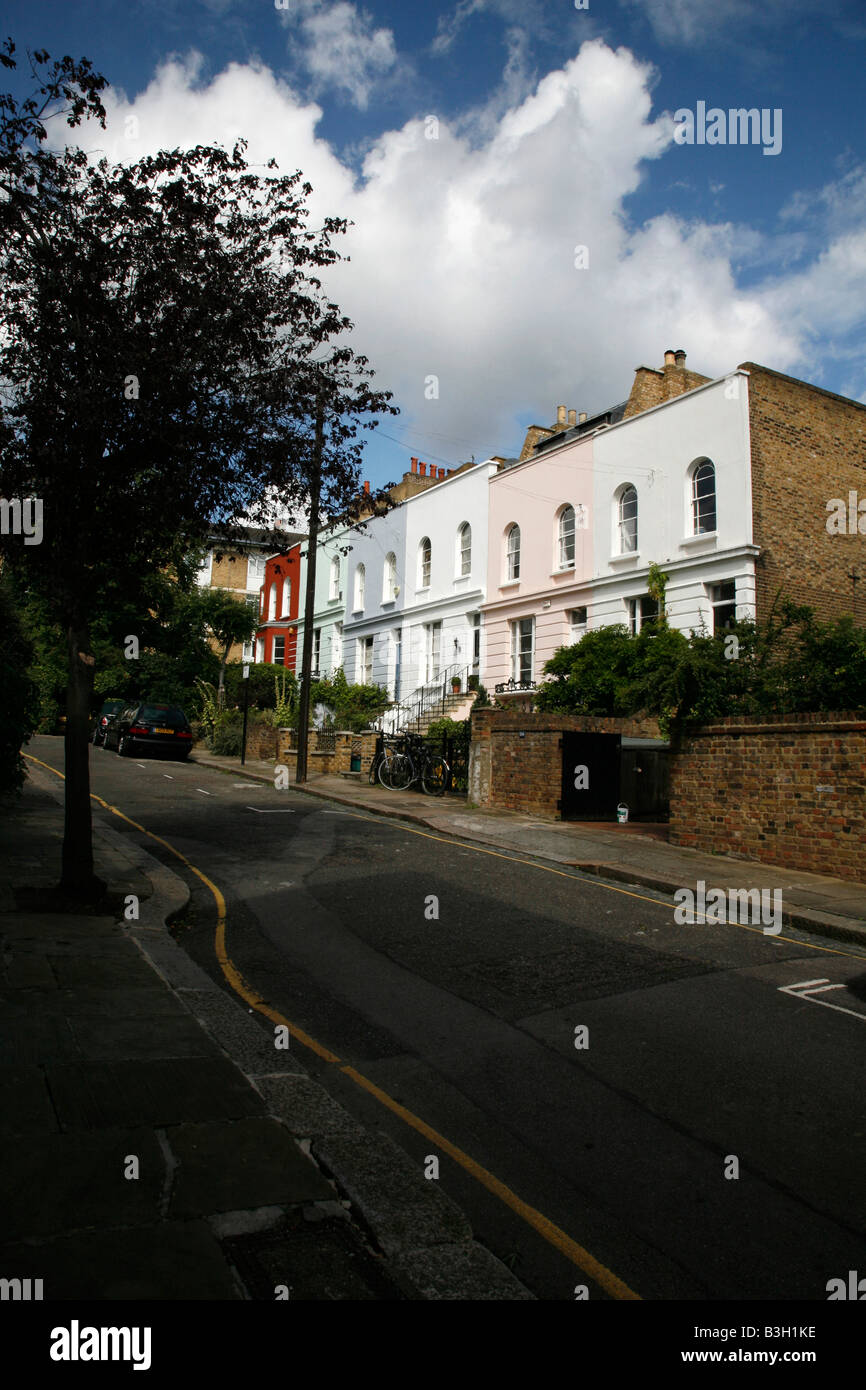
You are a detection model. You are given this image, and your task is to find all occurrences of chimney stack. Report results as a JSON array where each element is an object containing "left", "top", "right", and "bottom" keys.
[
  {"left": 556, "top": 404, "right": 567, "bottom": 426},
  {"left": 664, "top": 348, "right": 676, "bottom": 367},
  {"left": 674, "top": 348, "right": 687, "bottom": 367},
  {"left": 567, "top": 409, "right": 577, "bottom": 427},
  {"left": 579, "top": 411, "right": 587, "bottom": 424},
  {"left": 410, "top": 457, "right": 418, "bottom": 474}
]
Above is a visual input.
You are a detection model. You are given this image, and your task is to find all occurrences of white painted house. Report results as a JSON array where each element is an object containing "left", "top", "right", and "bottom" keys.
[
  {"left": 589, "top": 370, "right": 758, "bottom": 637},
  {"left": 397, "top": 461, "right": 496, "bottom": 698},
  {"left": 340, "top": 505, "right": 408, "bottom": 696},
  {"left": 294, "top": 522, "right": 353, "bottom": 679}
]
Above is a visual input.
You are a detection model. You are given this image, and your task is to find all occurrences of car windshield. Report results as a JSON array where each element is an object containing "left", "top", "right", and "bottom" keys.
[{"left": 139, "top": 705, "right": 187, "bottom": 724}]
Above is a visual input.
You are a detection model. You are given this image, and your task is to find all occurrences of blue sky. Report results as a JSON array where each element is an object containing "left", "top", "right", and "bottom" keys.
[{"left": 5, "top": 0, "right": 866, "bottom": 490}]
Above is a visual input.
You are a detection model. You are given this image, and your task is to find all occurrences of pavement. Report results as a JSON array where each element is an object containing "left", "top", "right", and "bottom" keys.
[
  {"left": 3, "top": 746, "right": 863, "bottom": 1303},
  {"left": 196, "top": 751, "right": 866, "bottom": 948},
  {"left": 0, "top": 770, "right": 533, "bottom": 1301}
]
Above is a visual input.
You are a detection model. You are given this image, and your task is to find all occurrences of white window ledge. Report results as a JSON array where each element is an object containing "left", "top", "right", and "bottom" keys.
[
  {"left": 608, "top": 551, "right": 640, "bottom": 565},
  {"left": 500, "top": 579, "right": 520, "bottom": 589},
  {"left": 680, "top": 532, "right": 718, "bottom": 548}
]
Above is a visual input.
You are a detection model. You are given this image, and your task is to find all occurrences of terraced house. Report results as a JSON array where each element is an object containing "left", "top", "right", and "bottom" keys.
[{"left": 482, "top": 349, "right": 865, "bottom": 693}]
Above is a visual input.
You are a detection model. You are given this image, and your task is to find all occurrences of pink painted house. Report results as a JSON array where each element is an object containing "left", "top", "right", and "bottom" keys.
[{"left": 482, "top": 429, "right": 595, "bottom": 692}]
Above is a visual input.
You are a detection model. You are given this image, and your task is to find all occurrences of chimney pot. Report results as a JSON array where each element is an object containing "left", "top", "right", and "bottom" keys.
[
  {"left": 664, "top": 349, "right": 676, "bottom": 367},
  {"left": 419, "top": 462, "right": 426, "bottom": 476},
  {"left": 579, "top": 411, "right": 587, "bottom": 424},
  {"left": 675, "top": 348, "right": 686, "bottom": 367},
  {"left": 410, "top": 456, "right": 418, "bottom": 474},
  {"left": 567, "top": 409, "right": 577, "bottom": 427},
  {"left": 556, "top": 404, "right": 567, "bottom": 426},
  {"left": 363, "top": 480, "right": 370, "bottom": 494},
  {"left": 438, "top": 467, "right": 446, "bottom": 479}
]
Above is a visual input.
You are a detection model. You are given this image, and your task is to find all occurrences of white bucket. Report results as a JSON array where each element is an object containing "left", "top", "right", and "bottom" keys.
[{"left": 616, "top": 803, "right": 629, "bottom": 824}]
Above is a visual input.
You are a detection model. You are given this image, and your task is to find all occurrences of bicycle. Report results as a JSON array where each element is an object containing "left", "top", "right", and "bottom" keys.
[{"left": 378, "top": 733, "right": 450, "bottom": 796}]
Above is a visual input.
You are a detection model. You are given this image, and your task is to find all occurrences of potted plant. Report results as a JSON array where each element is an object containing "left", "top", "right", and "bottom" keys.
[
  {"left": 451, "top": 675, "right": 462, "bottom": 693},
  {"left": 467, "top": 673, "right": 479, "bottom": 692}
]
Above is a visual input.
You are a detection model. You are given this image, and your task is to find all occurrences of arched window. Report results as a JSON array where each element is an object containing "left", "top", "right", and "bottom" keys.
[
  {"left": 558, "top": 506, "right": 575, "bottom": 569},
  {"left": 281, "top": 577, "right": 291, "bottom": 616},
  {"left": 617, "top": 485, "right": 638, "bottom": 553},
  {"left": 691, "top": 460, "right": 717, "bottom": 535},
  {"left": 457, "top": 523, "right": 471, "bottom": 577},
  {"left": 353, "top": 563, "right": 365, "bottom": 611},
  {"left": 383, "top": 552, "right": 397, "bottom": 602},
  {"left": 329, "top": 556, "right": 341, "bottom": 601},
  {"left": 506, "top": 524, "right": 520, "bottom": 581},
  {"left": 418, "top": 537, "right": 431, "bottom": 588},
  {"left": 268, "top": 582, "right": 277, "bottom": 620}
]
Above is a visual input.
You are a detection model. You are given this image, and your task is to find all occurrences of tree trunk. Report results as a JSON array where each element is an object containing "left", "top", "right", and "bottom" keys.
[
  {"left": 296, "top": 388, "right": 325, "bottom": 784},
  {"left": 61, "top": 617, "right": 105, "bottom": 898},
  {"left": 218, "top": 643, "right": 230, "bottom": 709}
]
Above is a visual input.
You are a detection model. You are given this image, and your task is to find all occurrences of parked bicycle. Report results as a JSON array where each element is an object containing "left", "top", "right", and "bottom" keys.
[{"left": 376, "top": 732, "right": 450, "bottom": 796}]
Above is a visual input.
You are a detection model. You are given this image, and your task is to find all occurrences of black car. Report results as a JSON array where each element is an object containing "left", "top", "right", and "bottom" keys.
[
  {"left": 92, "top": 698, "right": 126, "bottom": 746},
  {"left": 104, "top": 703, "right": 194, "bottom": 761}
]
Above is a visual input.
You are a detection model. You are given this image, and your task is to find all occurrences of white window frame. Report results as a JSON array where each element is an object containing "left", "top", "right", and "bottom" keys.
[
  {"left": 510, "top": 617, "right": 534, "bottom": 683},
  {"left": 329, "top": 556, "right": 341, "bottom": 602},
  {"left": 457, "top": 523, "right": 471, "bottom": 578},
  {"left": 281, "top": 577, "right": 291, "bottom": 616},
  {"left": 691, "top": 460, "right": 717, "bottom": 536},
  {"left": 383, "top": 551, "right": 397, "bottom": 602},
  {"left": 353, "top": 563, "right": 365, "bottom": 612},
  {"left": 268, "top": 582, "right": 278, "bottom": 620},
  {"left": 617, "top": 486, "right": 638, "bottom": 554},
  {"left": 569, "top": 607, "right": 588, "bottom": 642},
  {"left": 558, "top": 506, "right": 576, "bottom": 569},
  {"left": 506, "top": 524, "right": 521, "bottom": 581},
  {"left": 418, "top": 537, "right": 432, "bottom": 589}
]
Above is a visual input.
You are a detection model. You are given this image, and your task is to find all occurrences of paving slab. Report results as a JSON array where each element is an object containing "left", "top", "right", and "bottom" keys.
[
  {"left": 67, "top": 1013, "right": 219, "bottom": 1061},
  {"left": 0, "top": 1221, "right": 241, "bottom": 1300},
  {"left": 166, "top": 1117, "right": 333, "bottom": 1218},
  {"left": 1, "top": 1128, "right": 165, "bottom": 1240},
  {"left": 46, "top": 1058, "right": 267, "bottom": 1130},
  {"left": 0, "top": 1065, "right": 59, "bottom": 1137}
]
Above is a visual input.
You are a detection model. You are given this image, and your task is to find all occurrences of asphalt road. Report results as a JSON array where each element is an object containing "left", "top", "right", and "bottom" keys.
[{"left": 31, "top": 736, "right": 866, "bottom": 1301}]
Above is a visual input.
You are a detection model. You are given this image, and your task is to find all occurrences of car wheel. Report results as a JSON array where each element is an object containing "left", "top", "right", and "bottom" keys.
[{"left": 117, "top": 735, "right": 130, "bottom": 757}]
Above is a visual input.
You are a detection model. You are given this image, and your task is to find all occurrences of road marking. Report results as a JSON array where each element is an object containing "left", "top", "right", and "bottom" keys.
[
  {"left": 136, "top": 763, "right": 147, "bottom": 769},
  {"left": 196, "top": 788, "right": 213, "bottom": 796},
  {"left": 246, "top": 807, "right": 295, "bottom": 814},
  {"left": 23, "top": 749, "right": 641, "bottom": 1301},
  {"left": 778, "top": 979, "right": 866, "bottom": 1023},
  {"left": 163, "top": 775, "right": 174, "bottom": 780}
]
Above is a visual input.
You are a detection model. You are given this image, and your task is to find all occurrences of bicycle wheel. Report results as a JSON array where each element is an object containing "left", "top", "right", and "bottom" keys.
[
  {"left": 421, "top": 755, "right": 449, "bottom": 796},
  {"left": 377, "top": 750, "right": 394, "bottom": 789},
  {"left": 388, "top": 751, "right": 414, "bottom": 791},
  {"left": 368, "top": 753, "right": 380, "bottom": 784}
]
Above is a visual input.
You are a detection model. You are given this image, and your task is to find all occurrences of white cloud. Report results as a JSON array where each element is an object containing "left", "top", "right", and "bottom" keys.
[
  {"left": 280, "top": 0, "right": 398, "bottom": 110},
  {"left": 88, "top": 39, "right": 863, "bottom": 466}
]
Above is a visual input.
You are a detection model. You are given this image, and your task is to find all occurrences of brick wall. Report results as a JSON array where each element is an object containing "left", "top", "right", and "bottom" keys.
[
  {"left": 469, "top": 709, "right": 662, "bottom": 816},
  {"left": 743, "top": 363, "right": 866, "bottom": 625},
  {"left": 669, "top": 712, "right": 866, "bottom": 882}
]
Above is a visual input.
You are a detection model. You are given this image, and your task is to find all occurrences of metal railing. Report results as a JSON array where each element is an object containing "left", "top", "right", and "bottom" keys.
[{"left": 376, "top": 662, "right": 476, "bottom": 736}]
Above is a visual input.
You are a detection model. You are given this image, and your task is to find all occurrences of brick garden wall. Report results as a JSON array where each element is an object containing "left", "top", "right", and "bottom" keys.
[
  {"left": 669, "top": 712, "right": 866, "bottom": 882},
  {"left": 468, "top": 709, "right": 662, "bottom": 817}
]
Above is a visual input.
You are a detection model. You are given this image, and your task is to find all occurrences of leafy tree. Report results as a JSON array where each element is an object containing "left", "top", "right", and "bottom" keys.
[
  {"left": 195, "top": 589, "right": 259, "bottom": 707},
  {"left": 536, "top": 626, "right": 639, "bottom": 716},
  {"left": 0, "top": 43, "right": 392, "bottom": 894}
]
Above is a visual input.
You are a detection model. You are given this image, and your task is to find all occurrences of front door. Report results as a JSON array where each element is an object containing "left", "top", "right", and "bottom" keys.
[
  {"left": 560, "top": 733, "right": 622, "bottom": 820},
  {"left": 425, "top": 621, "right": 441, "bottom": 683}
]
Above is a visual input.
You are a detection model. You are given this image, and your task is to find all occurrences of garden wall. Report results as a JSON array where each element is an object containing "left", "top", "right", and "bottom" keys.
[
  {"left": 668, "top": 712, "right": 866, "bottom": 882},
  {"left": 468, "top": 709, "right": 662, "bottom": 817}
]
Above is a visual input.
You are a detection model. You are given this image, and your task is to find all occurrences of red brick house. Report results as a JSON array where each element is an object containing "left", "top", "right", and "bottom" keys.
[{"left": 256, "top": 545, "right": 302, "bottom": 667}]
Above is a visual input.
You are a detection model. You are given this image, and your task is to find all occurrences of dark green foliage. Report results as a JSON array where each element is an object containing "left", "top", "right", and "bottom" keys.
[
  {"left": 537, "top": 598, "right": 866, "bottom": 733},
  {"left": 0, "top": 576, "right": 39, "bottom": 793},
  {"left": 293, "top": 667, "right": 389, "bottom": 732}
]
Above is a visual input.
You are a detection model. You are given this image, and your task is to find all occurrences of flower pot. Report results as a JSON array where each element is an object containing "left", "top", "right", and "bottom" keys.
[{"left": 451, "top": 681, "right": 461, "bottom": 693}]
